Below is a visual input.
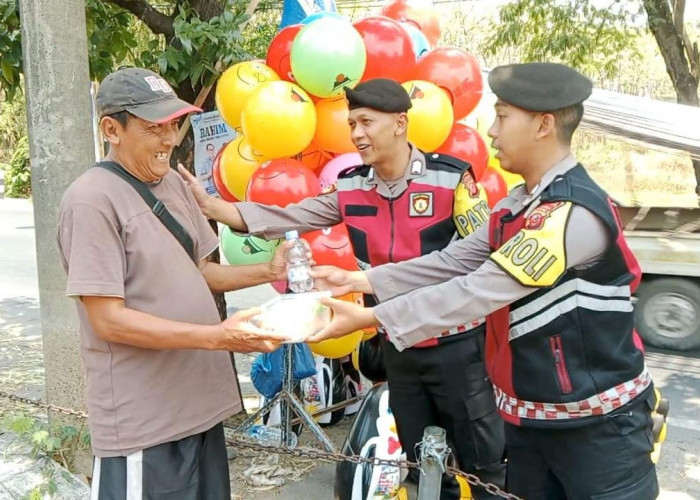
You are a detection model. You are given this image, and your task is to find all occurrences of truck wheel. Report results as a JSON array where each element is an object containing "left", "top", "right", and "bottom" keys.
[{"left": 635, "top": 278, "right": 700, "bottom": 351}]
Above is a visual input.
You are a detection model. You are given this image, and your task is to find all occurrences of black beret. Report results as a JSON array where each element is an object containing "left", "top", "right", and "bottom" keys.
[
  {"left": 488, "top": 62, "right": 592, "bottom": 112},
  {"left": 344, "top": 78, "right": 412, "bottom": 113}
]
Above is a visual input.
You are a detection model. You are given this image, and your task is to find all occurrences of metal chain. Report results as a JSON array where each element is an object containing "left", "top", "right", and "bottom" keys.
[
  {"left": 0, "top": 389, "right": 88, "bottom": 419},
  {"left": 227, "top": 436, "right": 522, "bottom": 500},
  {"left": 0, "top": 390, "right": 521, "bottom": 499}
]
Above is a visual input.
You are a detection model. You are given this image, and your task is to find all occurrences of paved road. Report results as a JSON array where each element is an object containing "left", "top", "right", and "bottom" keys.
[{"left": 1, "top": 195, "right": 699, "bottom": 498}]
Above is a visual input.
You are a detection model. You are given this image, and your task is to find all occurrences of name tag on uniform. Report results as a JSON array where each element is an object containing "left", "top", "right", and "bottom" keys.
[{"left": 409, "top": 192, "right": 433, "bottom": 217}]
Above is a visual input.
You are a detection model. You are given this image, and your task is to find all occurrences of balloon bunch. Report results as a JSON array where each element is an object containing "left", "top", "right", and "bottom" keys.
[{"left": 213, "top": 0, "right": 526, "bottom": 361}]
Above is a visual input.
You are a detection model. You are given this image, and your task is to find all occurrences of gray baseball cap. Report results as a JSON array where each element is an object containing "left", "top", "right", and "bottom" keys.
[{"left": 96, "top": 67, "right": 201, "bottom": 123}]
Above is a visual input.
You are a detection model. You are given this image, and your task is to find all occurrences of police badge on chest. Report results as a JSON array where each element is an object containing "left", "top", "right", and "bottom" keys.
[{"left": 409, "top": 192, "right": 433, "bottom": 217}]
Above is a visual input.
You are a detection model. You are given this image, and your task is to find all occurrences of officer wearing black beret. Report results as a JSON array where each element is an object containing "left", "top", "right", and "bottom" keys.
[
  {"left": 307, "top": 63, "right": 661, "bottom": 499},
  {"left": 179, "top": 77, "right": 506, "bottom": 499}
]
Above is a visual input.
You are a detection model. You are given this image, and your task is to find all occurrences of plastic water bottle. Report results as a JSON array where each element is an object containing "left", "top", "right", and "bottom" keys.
[
  {"left": 247, "top": 425, "right": 298, "bottom": 448},
  {"left": 285, "top": 230, "right": 314, "bottom": 293}
]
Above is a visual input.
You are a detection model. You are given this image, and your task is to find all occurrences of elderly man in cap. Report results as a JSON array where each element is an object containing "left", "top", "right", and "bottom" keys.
[
  {"left": 57, "top": 67, "right": 292, "bottom": 498},
  {"left": 307, "top": 62, "right": 660, "bottom": 499},
  {"left": 180, "top": 77, "right": 506, "bottom": 499}
]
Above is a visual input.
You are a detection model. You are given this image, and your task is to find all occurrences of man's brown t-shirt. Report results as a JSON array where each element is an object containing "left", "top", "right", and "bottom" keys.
[{"left": 57, "top": 167, "right": 241, "bottom": 457}]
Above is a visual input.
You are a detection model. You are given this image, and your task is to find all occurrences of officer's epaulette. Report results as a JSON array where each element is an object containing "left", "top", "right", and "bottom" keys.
[
  {"left": 423, "top": 152, "right": 471, "bottom": 174},
  {"left": 337, "top": 164, "right": 371, "bottom": 179}
]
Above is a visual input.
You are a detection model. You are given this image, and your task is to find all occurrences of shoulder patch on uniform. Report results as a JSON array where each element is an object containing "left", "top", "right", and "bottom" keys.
[
  {"left": 320, "top": 183, "right": 337, "bottom": 195},
  {"left": 453, "top": 170, "right": 490, "bottom": 238},
  {"left": 337, "top": 164, "right": 370, "bottom": 180},
  {"left": 490, "top": 201, "right": 573, "bottom": 287},
  {"left": 424, "top": 152, "right": 470, "bottom": 173}
]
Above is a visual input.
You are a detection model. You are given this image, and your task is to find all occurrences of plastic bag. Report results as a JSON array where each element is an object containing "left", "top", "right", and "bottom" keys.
[{"left": 251, "top": 343, "right": 317, "bottom": 399}]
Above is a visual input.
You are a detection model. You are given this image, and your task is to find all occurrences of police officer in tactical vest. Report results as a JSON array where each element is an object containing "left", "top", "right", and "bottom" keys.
[
  {"left": 180, "top": 78, "right": 506, "bottom": 499},
  {"left": 307, "top": 63, "right": 660, "bottom": 499}
]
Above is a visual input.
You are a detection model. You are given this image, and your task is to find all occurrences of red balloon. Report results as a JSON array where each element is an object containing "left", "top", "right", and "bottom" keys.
[
  {"left": 412, "top": 48, "right": 483, "bottom": 120},
  {"left": 246, "top": 158, "right": 320, "bottom": 207},
  {"left": 212, "top": 147, "right": 237, "bottom": 202},
  {"left": 266, "top": 24, "right": 302, "bottom": 83},
  {"left": 380, "top": 0, "right": 441, "bottom": 48},
  {"left": 436, "top": 123, "right": 488, "bottom": 180},
  {"left": 306, "top": 224, "right": 358, "bottom": 271},
  {"left": 353, "top": 16, "right": 416, "bottom": 83},
  {"left": 479, "top": 167, "right": 508, "bottom": 208}
]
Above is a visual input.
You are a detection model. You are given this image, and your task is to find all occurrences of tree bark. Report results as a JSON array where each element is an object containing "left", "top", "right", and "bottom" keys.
[
  {"left": 642, "top": 0, "right": 698, "bottom": 105},
  {"left": 106, "top": 0, "right": 176, "bottom": 37}
]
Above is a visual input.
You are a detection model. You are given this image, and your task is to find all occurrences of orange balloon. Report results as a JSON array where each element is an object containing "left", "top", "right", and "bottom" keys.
[
  {"left": 293, "top": 142, "right": 334, "bottom": 174},
  {"left": 380, "top": 0, "right": 442, "bottom": 48},
  {"left": 219, "top": 135, "right": 265, "bottom": 201},
  {"left": 313, "top": 97, "right": 355, "bottom": 154}
]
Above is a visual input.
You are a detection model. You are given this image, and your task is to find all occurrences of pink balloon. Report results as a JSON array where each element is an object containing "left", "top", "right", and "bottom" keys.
[
  {"left": 271, "top": 280, "right": 287, "bottom": 293},
  {"left": 318, "top": 152, "right": 362, "bottom": 188}
]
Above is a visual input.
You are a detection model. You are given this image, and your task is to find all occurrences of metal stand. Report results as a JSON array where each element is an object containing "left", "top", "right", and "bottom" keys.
[{"left": 236, "top": 344, "right": 337, "bottom": 452}]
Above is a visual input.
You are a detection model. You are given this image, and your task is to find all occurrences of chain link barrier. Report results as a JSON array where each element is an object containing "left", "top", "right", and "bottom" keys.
[{"left": 0, "top": 389, "right": 521, "bottom": 499}]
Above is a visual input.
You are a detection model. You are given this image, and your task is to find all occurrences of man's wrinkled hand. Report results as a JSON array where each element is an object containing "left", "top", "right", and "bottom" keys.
[
  {"left": 218, "top": 307, "right": 288, "bottom": 353},
  {"left": 269, "top": 238, "right": 314, "bottom": 282},
  {"left": 178, "top": 163, "right": 212, "bottom": 213}
]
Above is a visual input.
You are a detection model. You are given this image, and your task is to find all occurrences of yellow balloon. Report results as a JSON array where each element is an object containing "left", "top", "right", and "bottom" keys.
[
  {"left": 241, "top": 81, "right": 317, "bottom": 159},
  {"left": 215, "top": 61, "right": 279, "bottom": 130},
  {"left": 309, "top": 330, "right": 363, "bottom": 359},
  {"left": 219, "top": 135, "right": 265, "bottom": 201},
  {"left": 362, "top": 327, "right": 378, "bottom": 341},
  {"left": 402, "top": 80, "right": 453, "bottom": 151}
]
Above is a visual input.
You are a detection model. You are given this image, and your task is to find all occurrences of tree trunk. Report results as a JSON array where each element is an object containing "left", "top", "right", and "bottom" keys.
[{"left": 643, "top": 0, "right": 700, "bottom": 195}]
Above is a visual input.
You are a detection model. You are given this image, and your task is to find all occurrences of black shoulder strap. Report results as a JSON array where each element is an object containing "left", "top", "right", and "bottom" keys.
[{"left": 95, "top": 161, "right": 196, "bottom": 262}]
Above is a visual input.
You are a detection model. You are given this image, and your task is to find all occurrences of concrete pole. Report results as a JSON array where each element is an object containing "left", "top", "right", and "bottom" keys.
[
  {"left": 19, "top": 0, "right": 94, "bottom": 473},
  {"left": 417, "top": 426, "right": 448, "bottom": 500}
]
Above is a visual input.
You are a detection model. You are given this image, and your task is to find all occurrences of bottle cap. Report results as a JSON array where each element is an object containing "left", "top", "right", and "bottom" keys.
[{"left": 285, "top": 230, "right": 299, "bottom": 240}]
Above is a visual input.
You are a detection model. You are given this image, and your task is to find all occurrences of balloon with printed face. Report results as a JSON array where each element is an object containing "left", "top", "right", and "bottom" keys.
[
  {"left": 380, "top": 0, "right": 442, "bottom": 48},
  {"left": 215, "top": 61, "right": 280, "bottom": 130},
  {"left": 241, "top": 81, "right": 316, "bottom": 158},
  {"left": 400, "top": 22, "right": 430, "bottom": 60},
  {"left": 314, "top": 97, "right": 355, "bottom": 154},
  {"left": 219, "top": 135, "right": 265, "bottom": 201},
  {"left": 411, "top": 47, "right": 483, "bottom": 121},
  {"left": 436, "top": 123, "right": 488, "bottom": 180},
  {"left": 318, "top": 152, "right": 363, "bottom": 189},
  {"left": 353, "top": 16, "right": 416, "bottom": 83},
  {"left": 306, "top": 224, "right": 358, "bottom": 271},
  {"left": 246, "top": 158, "right": 320, "bottom": 207},
  {"left": 221, "top": 226, "right": 282, "bottom": 266},
  {"left": 266, "top": 24, "right": 303, "bottom": 83},
  {"left": 401, "top": 80, "right": 453, "bottom": 151},
  {"left": 479, "top": 167, "right": 508, "bottom": 208},
  {"left": 290, "top": 17, "right": 367, "bottom": 98}
]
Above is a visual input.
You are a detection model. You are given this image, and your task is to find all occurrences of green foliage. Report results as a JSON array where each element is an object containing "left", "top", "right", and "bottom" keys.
[
  {"left": 2, "top": 412, "right": 91, "bottom": 472},
  {"left": 0, "top": 1, "right": 21, "bottom": 101},
  {"left": 157, "top": 0, "right": 252, "bottom": 88},
  {"left": 3, "top": 134, "right": 30, "bottom": 197},
  {"left": 0, "top": 89, "right": 26, "bottom": 161},
  {"left": 485, "top": 0, "right": 641, "bottom": 80}
]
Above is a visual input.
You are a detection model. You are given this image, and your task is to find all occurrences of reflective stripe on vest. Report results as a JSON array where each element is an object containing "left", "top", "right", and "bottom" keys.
[{"left": 494, "top": 370, "right": 652, "bottom": 421}]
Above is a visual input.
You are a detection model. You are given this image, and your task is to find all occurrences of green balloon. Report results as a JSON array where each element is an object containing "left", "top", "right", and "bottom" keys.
[
  {"left": 221, "top": 226, "right": 281, "bottom": 265},
  {"left": 290, "top": 17, "right": 367, "bottom": 98}
]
